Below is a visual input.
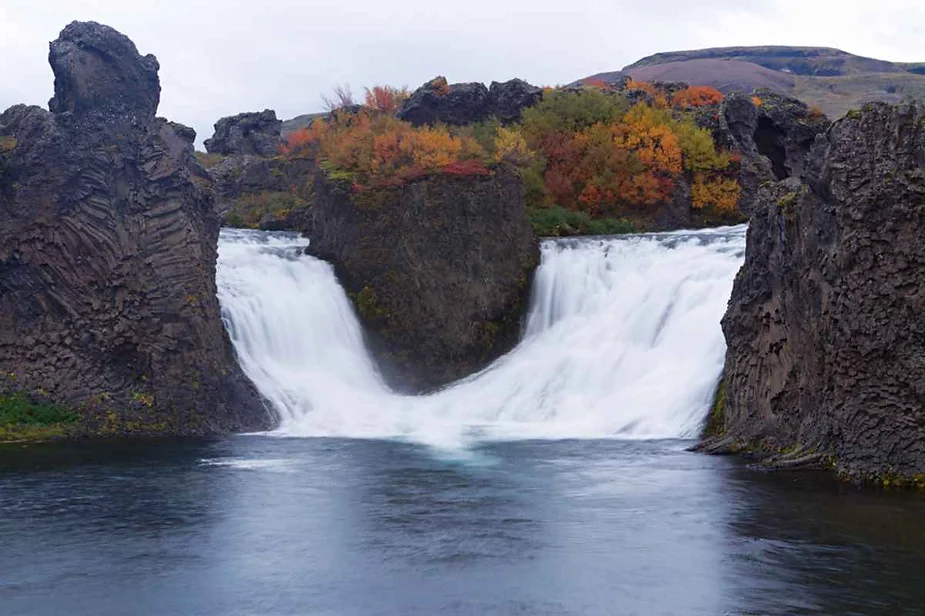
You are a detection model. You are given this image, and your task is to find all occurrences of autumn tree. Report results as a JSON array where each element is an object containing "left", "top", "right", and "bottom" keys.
[
  {"left": 363, "top": 85, "right": 410, "bottom": 114},
  {"left": 671, "top": 86, "right": 724, "bottom": 109},
  {"left": 321, "top": 84, "right": 355, "bottom": 112}
]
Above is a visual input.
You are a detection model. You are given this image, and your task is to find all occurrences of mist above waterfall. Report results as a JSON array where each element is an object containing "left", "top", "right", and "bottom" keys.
[{"left": 216, "top": 227, "right": 745, "bottom": 448}]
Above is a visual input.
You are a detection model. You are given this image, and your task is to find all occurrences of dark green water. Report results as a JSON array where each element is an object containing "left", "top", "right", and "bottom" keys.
[{"left": 1, "top": 437, "right": 924, "bottom": 615}]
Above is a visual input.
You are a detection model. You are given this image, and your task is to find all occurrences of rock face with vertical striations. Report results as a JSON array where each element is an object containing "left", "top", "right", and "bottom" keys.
[
  {"left": 712, "top": 102, "right": 925, "bottom": 482},
  {"left": 0, "top": 21, "right": 271, "bottom": 435}
]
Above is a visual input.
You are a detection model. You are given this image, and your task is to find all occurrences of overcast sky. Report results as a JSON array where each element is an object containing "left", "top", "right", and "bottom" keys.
[{"left": 2, "top": 0, "right": 923, "bottom": 148}]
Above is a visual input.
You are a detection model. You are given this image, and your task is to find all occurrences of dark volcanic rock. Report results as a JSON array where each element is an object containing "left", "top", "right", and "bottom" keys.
[
  {"left": 0, "top": 22, "right": 270, "bottom": 435},
  {"left": 699, "top": 89, "right": 830, "bottom": 214},
  {"left": 308, "top": 167, "right": 540, "bottom": 392},
  {"left": 488, "top": 79, "right": 543, "bottom": 123},
  {"left": 750, "top": 88, "right": 829, "bottom": 180},
  {"left": 204, "top": 109, "right": 282, "bottom": 156},
  {"left": 207, "top": 154, "right": 315, "bottom": 233},
  {"left": 398, "top": 77, "right": 491, "bottom": 126},
  {"left": 399, "top": 76, "right": 541, "bottom": 126},
  {"left": 714, "top": 102, "right": 925, "bottom": 481},
  {"left": 48, "top": 21, "right": 160, "bottom": 118}
]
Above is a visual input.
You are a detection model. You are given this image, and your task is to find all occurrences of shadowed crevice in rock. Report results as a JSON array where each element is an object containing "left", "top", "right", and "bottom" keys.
[{"left": 754, "top": 117, "right": 788, "bottom": 179}]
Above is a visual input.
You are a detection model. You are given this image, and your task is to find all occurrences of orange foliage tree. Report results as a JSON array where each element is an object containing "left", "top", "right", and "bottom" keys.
[
  {"left": 363, "top": 85, "right": 410, "bottom": 114},
  {"left": 283, "top": 110, "right": 488, "bottom": 187},
  {"left": 581, "top": 78, "right": 609, "bottom": 89},
  {"left": 692, "top": 174, "right": 740, "bottom": 212},
  {"left": 671, "top": 86, "right": 724, "bottom": 109},
  {"left": 626, "top": 79, "right": 669, "bottom": 108},
  {"left": 282, "top": 85, "right": 741, "bottom": 218}
]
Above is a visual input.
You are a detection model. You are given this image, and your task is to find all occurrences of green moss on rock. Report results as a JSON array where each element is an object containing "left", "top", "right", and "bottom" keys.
[
  {"left": 702, "top": 378, "right": 726, "bottom": 438},
  {"left": 0, "top": 392, "right": 78, "bottom": 442}
]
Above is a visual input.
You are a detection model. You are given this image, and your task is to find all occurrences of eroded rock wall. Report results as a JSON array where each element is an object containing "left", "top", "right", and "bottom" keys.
[
  {"left": 716, "top": 102, "right": 925, "bottom": 481},
  {"left": 0, "top": 21, "right": 270, "bottom": 435},
  {"left": 308, "top": 167, "right": 540, "bottom": 392}
]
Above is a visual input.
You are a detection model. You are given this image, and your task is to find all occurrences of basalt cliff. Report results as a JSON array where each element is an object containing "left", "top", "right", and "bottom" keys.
[
  {"left": 0, "top": 21, "right": 271, "bottom": 436},
  {"left": 308, "top": 166, "right": 539, "bottom": 392},
  {"left": 707, "top": 102, "right": 925, "bottom": 484}
]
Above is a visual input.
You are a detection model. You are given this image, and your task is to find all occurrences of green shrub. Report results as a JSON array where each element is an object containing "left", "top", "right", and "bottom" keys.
[
  {"left": 222, "top": 191, "right": 308, "bottom": 228},
  {"left": 528, "top": 206, "right": 637, "bottom": 237},
  {"left": 520, "top": 89, "right": 630, "bottom": 137},
  {"left": 0, "top": 392, "right": 76, "bottom": 426}
]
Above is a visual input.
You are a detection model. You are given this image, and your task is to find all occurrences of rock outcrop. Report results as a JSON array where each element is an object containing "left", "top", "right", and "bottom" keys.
[
  {"left": 47, "top": 21, "right": 161, "bottom": 118},
  {"left": 712, "top": 102, "right": 925, "bottom": 482},
  {"left": 0, "top": 21, "right": 270, "bottom": 435},
  {"left": 206, "top": 153, "right": 314, "bottom": 232},
  {"left": 398, "top": 76, "right": 541, "bottom": 126},
  {"left": 700, "top": 89, "right": 830, "bottom": 214},
  {"left": 488, "top": 79, "right": 544, "bottom": 123},
  {"left": 204, "top": 109, "right": 282, "bottom": 156},
  {"left": 308, "top": 167, "right": 540, "bottom": 392}
]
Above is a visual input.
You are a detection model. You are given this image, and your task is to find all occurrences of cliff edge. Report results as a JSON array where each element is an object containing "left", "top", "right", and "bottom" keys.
[{"left": 0, "top": 21, "right": 271, "bottom": 436}]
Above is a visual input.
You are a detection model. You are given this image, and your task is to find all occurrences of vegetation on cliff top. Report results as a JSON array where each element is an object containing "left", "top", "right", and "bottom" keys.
[{"left": 278, "top": 81, "right": 740, "bottom": 233}]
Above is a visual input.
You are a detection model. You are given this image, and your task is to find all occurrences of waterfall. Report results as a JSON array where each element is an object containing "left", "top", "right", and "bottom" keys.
[{"left": 216, "top": 226, "right": 746, "bottom": 447}]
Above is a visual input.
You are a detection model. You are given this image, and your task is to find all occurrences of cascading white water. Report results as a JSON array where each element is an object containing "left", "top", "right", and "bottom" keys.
[{"left": 216, "top": 226, "right": 746, "bottom": 447}]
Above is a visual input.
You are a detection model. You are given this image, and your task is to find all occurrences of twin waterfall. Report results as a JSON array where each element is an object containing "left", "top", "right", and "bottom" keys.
[{"left": 216, "top": 226, "right": 746, "bottom": 448}]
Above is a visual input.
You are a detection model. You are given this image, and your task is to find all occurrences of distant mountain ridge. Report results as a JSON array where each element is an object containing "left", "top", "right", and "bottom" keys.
[
  {"left": 625, "top": 46, "right": 913, "bottom": 77},
  {"left": 577, "top": 46, "right": 925, "bottom": 119}
]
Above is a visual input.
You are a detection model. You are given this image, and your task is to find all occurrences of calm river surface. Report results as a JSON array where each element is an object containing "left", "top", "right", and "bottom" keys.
[{"left": 2, "top": 437, "right": 924, "bottom": 615}]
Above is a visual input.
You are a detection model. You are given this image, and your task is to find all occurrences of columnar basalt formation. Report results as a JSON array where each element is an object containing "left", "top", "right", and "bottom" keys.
[
  {"left": 712, "top": 102, "right": 925, "bottom": 482},
  {"left": 0, "top": 21, "right": 270, "bottom": 435}
]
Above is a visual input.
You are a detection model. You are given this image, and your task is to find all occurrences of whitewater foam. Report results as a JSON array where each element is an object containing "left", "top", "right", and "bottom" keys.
[{"left": 216, "top": 226, "right": 746, "bottom": 447}]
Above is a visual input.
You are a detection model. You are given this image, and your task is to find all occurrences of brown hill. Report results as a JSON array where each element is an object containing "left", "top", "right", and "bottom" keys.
[
  {"left": 626, "top": 59, "right": 794, "bottom": 95},
  {"left": 577, "top": 46, "right": 925, "bottom": 119},
  {"left": 625, "top": 46, "right": 907, "bottom": 76}
]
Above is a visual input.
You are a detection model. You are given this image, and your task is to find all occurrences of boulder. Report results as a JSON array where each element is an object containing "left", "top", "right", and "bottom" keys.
[
  {"left": 47, "top": 21, "right": 160, "bottom": 118},
  {"left": 0, "top": 22, "right": 270, "bottom": 435},
  {"left": 308, "top": 167, "right": 540, "bottom": 392},
  {"left": 713, "top": 102, "right": 925, "bottom": 482},
  {"left": 399, "top": 76, "right": 542, "bottom": 126},
  {"left": 489, "top": 79, "right": 543, "bottom": 123},
  {"left": 398, "top": 77, "right": 491, "bottom": 126},
  {"left": 204, "top": 109, "right": 282, "bottom": 156}
]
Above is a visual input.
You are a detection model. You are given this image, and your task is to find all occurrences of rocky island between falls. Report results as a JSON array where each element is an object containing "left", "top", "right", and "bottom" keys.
[{"left": 1, "top": 22, "right": 925, "bottom": 487}]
